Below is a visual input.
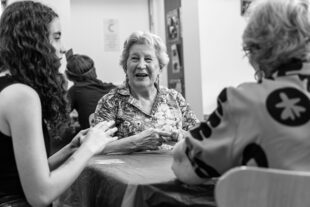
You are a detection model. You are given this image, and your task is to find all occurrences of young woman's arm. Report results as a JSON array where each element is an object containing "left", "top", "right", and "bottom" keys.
[
  {"left": 48, "top": 143, "right": 73, "bottom": 170},
  {"left": 48, "top": 129, "right": 88, "bottom": 170},
  {"left": 3, "top": 84, "right": 116, "bottom": 207}
]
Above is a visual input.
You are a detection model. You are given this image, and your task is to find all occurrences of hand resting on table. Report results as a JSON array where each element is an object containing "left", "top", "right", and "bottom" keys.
[{"left": 134, "top": 128, "right": 172, "bottom": 151}]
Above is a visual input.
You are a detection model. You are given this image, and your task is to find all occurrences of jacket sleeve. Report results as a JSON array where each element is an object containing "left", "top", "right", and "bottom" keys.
[{"left": 172, "top": 87, "right": 240, "bottom": 184}]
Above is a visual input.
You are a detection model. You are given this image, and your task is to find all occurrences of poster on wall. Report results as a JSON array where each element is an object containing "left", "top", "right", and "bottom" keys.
[
  {"left": 166, "top": 8, "right": 181, "bottom": 42},
  {"left": 166, "top": 7, "right": 185, "bottom": 97},
  {"left": 241, "top": 0, "right": 252, "bottom": 16},
  {"left": 170, "top": 44, "right": 181, "bottom": 74},
  {"left": 103, "top": 19, "right": 120, "bottom": 52}
]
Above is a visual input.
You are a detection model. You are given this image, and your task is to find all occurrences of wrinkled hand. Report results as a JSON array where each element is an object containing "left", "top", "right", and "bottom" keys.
[
  {"left": 81, "top": 121, "right": 118, "bottom": 154},
  {"left": 135, "top": 128, "right": 172, "bottom": 151},
  {"left": 175, "top": 129, "right": 187, "bottom": 141},
  {"left": 159, "top": 128, "right": 187, "bottom": 142}
]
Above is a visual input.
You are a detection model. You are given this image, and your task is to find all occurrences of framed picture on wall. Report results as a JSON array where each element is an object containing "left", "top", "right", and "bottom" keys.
[
  {"left": 241, "top": 0, "right": 252, "bottom": 16},
  {"left": 103, "top": 19, "right": 120, "bottom": 52},
  {"left": 166, "top": 8, "right": 180, "bottom": 42},
  {"left": 170, "top": 44, "right": 181, "bottom": 74}
]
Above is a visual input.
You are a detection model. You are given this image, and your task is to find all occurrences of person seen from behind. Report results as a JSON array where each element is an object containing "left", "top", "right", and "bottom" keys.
[
  {"left": 172, "top": 0, "right": 310, "bottom": 184},
  {"left": 65, "top": 50, "right": 116, "bottom": 129}
]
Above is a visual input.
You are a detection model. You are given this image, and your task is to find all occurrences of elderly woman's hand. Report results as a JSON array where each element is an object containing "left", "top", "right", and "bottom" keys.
[
  {"left": 159, "top": 129, "right": 187, "bottom": 142},
  {"left": 134, "top": 128, "right": 172, "bottom": 151}
]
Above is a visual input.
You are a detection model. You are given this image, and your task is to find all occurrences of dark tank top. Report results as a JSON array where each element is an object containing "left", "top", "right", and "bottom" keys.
[{"left": 0, "top": 75, "right": 51, "bottom": 204}]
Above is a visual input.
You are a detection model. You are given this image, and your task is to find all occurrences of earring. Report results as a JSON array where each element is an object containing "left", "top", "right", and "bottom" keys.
[
  {"left": 155, "top": 74, "right": 160, "bottom": 88},
  {"left": 254, "top": 70, "right": 265, "bottom": 83},
  {"left": 125, "top": 74, "right": 129, "bottom": 87}
]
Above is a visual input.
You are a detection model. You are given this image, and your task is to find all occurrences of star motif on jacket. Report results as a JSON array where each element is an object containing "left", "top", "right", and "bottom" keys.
[{"left": 276, "top": 92, "right": 306, "bottom": 120}]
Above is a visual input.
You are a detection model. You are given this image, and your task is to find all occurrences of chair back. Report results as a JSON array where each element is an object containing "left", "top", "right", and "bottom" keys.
[{"left": 215, "top": 166, "right": 310, "bottom": 207}]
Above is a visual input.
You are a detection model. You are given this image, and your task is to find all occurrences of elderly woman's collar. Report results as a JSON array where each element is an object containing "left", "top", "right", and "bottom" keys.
[
  {"left": 271, "top": 59, "right": 310, "bottom": 78},
  {"left": 117, "top": 82, "right": 162, "bottom": 96}
]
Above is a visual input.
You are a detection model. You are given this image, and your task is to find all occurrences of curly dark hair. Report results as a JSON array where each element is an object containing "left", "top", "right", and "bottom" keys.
[{"left": 0, "top": 1, "right": 69, "bottom": 128}]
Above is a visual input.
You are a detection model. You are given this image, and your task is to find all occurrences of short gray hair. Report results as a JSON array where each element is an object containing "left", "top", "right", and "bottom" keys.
[
  {"left": 120, "top": 31, "right": 169, "bottom": 72},
  {"left": 242, "top": 0, "right": 310, "bottom": 77}
]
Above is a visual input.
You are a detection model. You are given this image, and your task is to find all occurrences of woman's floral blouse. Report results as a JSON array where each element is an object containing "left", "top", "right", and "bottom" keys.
[{"left": 94, "top": 84, "right": 199, "bottom": 139}]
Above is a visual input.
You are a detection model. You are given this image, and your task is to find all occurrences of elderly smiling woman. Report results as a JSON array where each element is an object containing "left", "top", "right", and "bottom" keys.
[{"left": 94, "top": 31, "right": 199, "bottom": 154}]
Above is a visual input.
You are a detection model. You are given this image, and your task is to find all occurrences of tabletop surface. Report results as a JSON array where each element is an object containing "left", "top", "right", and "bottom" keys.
[
  {"left": 57, "top": 150, "right": 216, "bottom": 207},
  {"left": 87, "top": 150, "right": 176, "bottom": 185}
]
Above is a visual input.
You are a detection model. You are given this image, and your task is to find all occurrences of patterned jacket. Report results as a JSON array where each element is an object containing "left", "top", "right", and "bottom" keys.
[{"left": 176, "top": 60, "right": 310, "bottom": 182}]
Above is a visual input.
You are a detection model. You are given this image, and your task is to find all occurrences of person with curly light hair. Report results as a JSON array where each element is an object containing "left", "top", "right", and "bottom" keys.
[
  {"left": 0, "top": 1, "right": 117, "bottom": 206},
  {"left": 94, "top": 31, "right": 199, "bottom": 154},
  {"left": 172, "top": 0, "right": 310, "bottom": 184}
]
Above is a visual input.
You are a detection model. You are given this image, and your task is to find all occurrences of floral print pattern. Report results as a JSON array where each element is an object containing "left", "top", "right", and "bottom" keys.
[{"left": 94, "top": 84, "right": 199, "bottom": 139}]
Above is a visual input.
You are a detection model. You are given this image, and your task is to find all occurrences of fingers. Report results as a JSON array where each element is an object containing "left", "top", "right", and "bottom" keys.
[
  {"left": 109, "top": 136, "right": 118, "bottom": 142},
  {"left": 156, "top": 130, "right": 172, "bottom": 137},
  {"left": 153, "top": 130, "right": 173, "bottom": 143},
  {"left": 150, "top": 145, "right": 159, "bottom": 150},
  {"left": 161, "top": 136, "right": 170, "bottom": 142},
  {"left": 93, "top": 121, "right": 115, "bottom": 131},
  {"left": 170, "top": 131, "right": 179, "bottom": 142},
  {"left": 104, "top": 127, "right": 118, "bottom": 136},
  {"left": 156, "top": 140, "right": 163, "bottom": 146}
]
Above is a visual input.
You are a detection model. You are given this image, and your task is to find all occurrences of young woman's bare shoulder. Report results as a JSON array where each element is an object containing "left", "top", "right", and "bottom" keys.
[{"left": 0, "top": 83, "right": 40, "bottom": 106}]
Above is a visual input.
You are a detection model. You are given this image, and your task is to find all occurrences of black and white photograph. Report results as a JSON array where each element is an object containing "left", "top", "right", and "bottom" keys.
[{"left": 0, "top": 0, "right": 309, "bottom": 207}]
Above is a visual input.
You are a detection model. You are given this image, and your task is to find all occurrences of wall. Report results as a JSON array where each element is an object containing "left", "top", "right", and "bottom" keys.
[
  {"left": 181, "top": 0, "right": 204, "bottom": 120},
  {"left": 180, "top": 0, "right": 254, "bottom": 118},
  {"left": 149, "top": 0, "right": 168, "bottom": 87},
  {"left": 198, "top": 0, "right": 253, "bottom": 114},
  {"left": 70, "top": 0, "right": 150, "bottom": 85}
]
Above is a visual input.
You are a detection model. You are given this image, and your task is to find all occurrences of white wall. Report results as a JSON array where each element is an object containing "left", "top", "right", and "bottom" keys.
[
  {"left": 198, "top": 0, "right": 254, "bottom": 114},
  {"left": 70, "top": 0, "right": 150, "bottom": 85},
  {"left": 150, "top": 0, "right": 168, "bottom": 87},
  {"left": 181, "top": 0, "right": 204, "bottom": 121}
]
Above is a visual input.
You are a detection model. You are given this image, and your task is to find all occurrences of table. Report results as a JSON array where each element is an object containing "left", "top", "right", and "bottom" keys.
[{"left": 57, "top": 151, "right": 216, "bottom": 207}]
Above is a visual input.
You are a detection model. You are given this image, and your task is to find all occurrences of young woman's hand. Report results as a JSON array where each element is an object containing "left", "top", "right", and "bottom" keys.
[
  {"left": 69, "top": 128, "right": 89, "bottom": 151},
  {"left": 81, "top": 121, "right": 118, "bottom": 154}
]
